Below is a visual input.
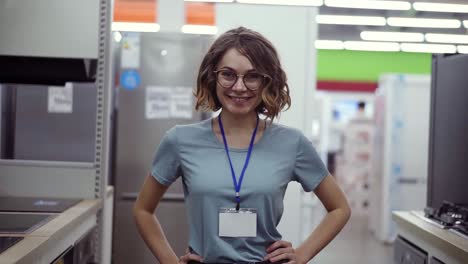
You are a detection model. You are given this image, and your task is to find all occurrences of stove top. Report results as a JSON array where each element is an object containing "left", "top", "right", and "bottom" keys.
[
  {"left": 0, "top": 213, "right": 55, "bottom": 234},
  {"left": 425, "top": 201, "right": 468, "bottom": 237},
  {"left": 0, "top": 236, "right": 23, "bottom": 255},
  {"left": 0, "top": 197, "right": 81, "bottom": 213}
]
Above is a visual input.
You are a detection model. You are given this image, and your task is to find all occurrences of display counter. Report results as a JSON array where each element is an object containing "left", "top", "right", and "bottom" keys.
[
  {"left": 393, "top": 211, "right": 468, "bottom": 264},
  {"left": 0, "top": 197, "right": 102, "bottom": 264}
]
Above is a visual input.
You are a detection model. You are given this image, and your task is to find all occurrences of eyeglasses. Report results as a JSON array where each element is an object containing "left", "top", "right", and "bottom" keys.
[{"left": 213, "top": 69, "right": 271, "bottom": 91}]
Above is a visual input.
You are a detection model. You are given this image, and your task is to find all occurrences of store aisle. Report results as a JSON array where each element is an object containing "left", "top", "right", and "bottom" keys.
[{"left": 309, "top": 214, "right": 394, "bottom": 264}]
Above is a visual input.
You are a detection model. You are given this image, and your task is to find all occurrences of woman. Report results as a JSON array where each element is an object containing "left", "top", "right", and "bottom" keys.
[{"left": 134, "top": 27, "right": 351, "bottom": 264}]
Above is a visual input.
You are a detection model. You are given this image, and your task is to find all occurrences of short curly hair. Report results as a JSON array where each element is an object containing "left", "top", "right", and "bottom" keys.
[{"left": 195, "top": 27, "right": 291, "bottom": 121}]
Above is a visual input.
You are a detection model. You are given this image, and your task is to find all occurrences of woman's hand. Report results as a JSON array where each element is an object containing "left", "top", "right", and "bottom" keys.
[
  {"left": 178, "top": 248, "right": 204, "bottom": 264},
  {"left": 264, "top": 240, "right": 305, "bottom": 264}
]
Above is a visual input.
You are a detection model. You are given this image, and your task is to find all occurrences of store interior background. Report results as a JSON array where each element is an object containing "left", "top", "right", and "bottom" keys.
[{"left": 1, "top": 0, "right": 467, "bottom": 263}]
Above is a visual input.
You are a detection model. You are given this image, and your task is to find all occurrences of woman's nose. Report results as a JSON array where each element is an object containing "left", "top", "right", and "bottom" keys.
[{"left": 231, "top": 76, "right": 247, "bottom": 92}]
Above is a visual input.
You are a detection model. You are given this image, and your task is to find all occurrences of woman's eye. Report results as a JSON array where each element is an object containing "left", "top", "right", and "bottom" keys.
[
  {"left": 245, "top": 73, "right": 261, "bottom": 82},
  {"left": 221, "top": 71, "right": 236, "bottom": 79}
]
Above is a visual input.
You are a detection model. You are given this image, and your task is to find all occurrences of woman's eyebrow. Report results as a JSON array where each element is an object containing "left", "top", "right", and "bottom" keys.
[
  {"left": 218, "top": 66, "right": 235, "bottom": 71},
  {"left": 218, "top": 66, "right": 257, "bottom": 73}
]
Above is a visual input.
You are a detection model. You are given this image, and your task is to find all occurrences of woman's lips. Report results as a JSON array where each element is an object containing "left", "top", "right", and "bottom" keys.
[{"left": 227, "top": 95, "right": 253, "bottom": 103}]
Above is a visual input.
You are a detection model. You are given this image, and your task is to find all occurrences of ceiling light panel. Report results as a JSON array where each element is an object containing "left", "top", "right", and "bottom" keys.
[
  {"left": 458, "top": 45, "right": 468, "bottom": 54},
  {"left": 344, "top": 41, "right": 400, "bottom": 52},
  {"left": 315, "top": 40, "right": 344, "bottom": 50},
  {"left": 400, "top": 43, "right": 456, "bottom": 53},
  {"left": 413, "top": 2, "right": 468, "bottom": 13},
  {"left": 317, "top": 15, "right": 386, "bottom": 26},
  {"left": 237, "top": 0, "right": 323, "bottom": 6},
  {"left": 387, "top": 17, "right": 461, "bottom": 28},
  {"left": 325, "top": 0, "right": 410, "bottom": 11},
  {"left": 425, "top": 33, "right": 468, "bottom": 44},
  {"left": 112, "top": 22, "right": 160, "bottom": 32},
  {"left": 361, "top": 31, "right": 424, "bottom": 42},
  {"left": 181, "top": 25, "right": 218, "bottom": 35},
  {"left": 464, "top": 21, "right": 468, "bottom": 28}
]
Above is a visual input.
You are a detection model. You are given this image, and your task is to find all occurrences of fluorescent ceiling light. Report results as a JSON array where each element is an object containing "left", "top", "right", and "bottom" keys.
[
  {"left": 425, "top": 33, "right": 468, "bottom": 44},
  {"left": 458, "top": 45, "right": 468, "bottom": 54},
  {"left": 464, "top": 21, "right": 468, "bottom": 28},
  {"left": 112, "top": 22, "right": 160, "bottom": 32},
  {"left": 344, "top": 41, "right": 400, "bottom": 52},
  {"left": 413, "top": 2, "right": 468, "bottom": 13},
  {"left": 317, "top": 15, "right": 386, "bottom": 26},
  {"left": 400, "top": 43, "right": 456, "bottom": 53},
  {"left": 325, "top": 0, "right": 410, "bottom": 11},
  {"left": 387, "top": 17, "right": 461, "bottom": 28},
  {"left": 181, "top": 25, "right": 218, "bottom": 35},
  {"left": 237, "top": 0, "right": 323, "bottom": 6},
  {"left": 361, "top": 31, "right": 423, "bottom": 42},
  {"left": 315, "top": 40, "right": 344, "bottom": 50}
]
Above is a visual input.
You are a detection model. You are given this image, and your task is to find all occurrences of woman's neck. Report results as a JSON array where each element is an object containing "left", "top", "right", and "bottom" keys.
[{"left": 218, "top": 111, "right": 258, "bottom": 135}]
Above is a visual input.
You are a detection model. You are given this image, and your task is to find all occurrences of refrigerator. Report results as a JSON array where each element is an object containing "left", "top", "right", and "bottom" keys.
[
  {"left": 0, "top": 83, "right": 97, "bottom": 162},
  {"left": 369, "top": 74, "right": 431, "bottom": 243},
  {"left": 111, "top": 32, "right": 212, "bottom": 264},
  {"left": 427, "top": 54, "right": 468, "bottom": 209}
]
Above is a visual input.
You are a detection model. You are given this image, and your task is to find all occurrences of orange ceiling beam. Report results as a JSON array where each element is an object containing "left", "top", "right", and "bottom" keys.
[
  {"left": 113, "top": 0, "right": 157, "bottom": 23},
  {"left": 186, "top": 3, "right": 215, "bottom": 25},
  {"left": 113, "top": 0, "right": 215, "bottom": 25}
]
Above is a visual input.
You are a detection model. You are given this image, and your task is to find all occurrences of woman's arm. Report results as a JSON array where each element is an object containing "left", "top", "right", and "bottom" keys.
[
  {"left": 295, "top": 174, "right": 351, "bottom": 263},
  {"left": 133, "top": 175, "right": 179, "bottom": 264}
]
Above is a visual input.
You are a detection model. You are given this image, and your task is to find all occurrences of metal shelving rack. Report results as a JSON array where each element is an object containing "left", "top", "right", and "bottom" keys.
[
  {"left": 0, "top": 0, "right": 114, "bottom": 261},
  {"left": 93, "top": 0, "right": 113, "bottom": 261}
]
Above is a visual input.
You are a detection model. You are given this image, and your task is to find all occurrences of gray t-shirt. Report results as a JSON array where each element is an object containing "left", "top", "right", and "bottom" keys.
[{"left": 151, "top": 118, "right": 328, "bottom": 263}]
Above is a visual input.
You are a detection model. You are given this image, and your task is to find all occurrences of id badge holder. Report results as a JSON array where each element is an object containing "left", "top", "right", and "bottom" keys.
[{"left": 219, "top": 208, "right": 257, "bottom": 237}]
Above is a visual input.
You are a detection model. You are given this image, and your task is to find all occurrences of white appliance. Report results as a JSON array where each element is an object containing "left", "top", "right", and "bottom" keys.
[
  {"left": 341, "top": 115, "right": 374, "bottom": 216},
  {"left": 369, "top": 74, "right": 431, "bottom": 243}
]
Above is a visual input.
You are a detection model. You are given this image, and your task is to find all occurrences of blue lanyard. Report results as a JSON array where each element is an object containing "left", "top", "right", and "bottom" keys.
[{"left": 218, "top": 114, "right": 259, "bottom": 211}]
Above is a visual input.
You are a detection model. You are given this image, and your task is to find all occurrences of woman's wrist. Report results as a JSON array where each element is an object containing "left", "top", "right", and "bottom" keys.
[
  {"left": 294, "top": 247, "right": 310, "bottom": 264},
  {"left": 158, "top": 253, "right": 179, "bottom": 264}
]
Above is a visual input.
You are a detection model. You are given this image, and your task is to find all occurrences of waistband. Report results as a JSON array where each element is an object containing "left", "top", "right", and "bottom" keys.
[{"left": 188, "top": 261, "right": 287, "bottom": 264}]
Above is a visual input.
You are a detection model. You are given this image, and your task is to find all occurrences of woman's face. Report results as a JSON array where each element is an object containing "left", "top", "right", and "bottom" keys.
[{"left": 215, "top": 48, "right": 263, "bottom": 117}]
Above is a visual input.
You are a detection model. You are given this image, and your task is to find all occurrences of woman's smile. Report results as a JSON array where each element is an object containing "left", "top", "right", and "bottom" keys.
[{"left": 226, "top": 94, "right": 254, "bottom": 104}]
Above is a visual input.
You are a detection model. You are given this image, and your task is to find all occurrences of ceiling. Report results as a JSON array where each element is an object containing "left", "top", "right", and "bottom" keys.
[
  {"left": 119, "top": 1, "right": 468, "bottom": 52},
  {"left": 317, "top": 0, "right": 468, "bottom": 42}
]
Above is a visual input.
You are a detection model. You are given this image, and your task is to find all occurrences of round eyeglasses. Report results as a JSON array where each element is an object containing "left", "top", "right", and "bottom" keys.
[{"left": 213, "top": 69, "right": 271, "bottom": 91}]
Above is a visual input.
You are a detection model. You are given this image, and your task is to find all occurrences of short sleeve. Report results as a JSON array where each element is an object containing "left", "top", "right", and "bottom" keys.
[
  {"left": 293, "top": 133, "right": 329, "bottom": 192},
  {"left": 151, "top": 127, "right": 182, "bottom": 186}
]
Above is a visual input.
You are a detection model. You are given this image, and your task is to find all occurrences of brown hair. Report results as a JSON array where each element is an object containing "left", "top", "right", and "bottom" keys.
[{"left": 195, "top": 27, "right": 291, "bottom": 121}]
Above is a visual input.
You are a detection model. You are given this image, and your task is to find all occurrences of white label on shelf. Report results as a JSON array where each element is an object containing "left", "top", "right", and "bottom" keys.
[
  {"left": 146, "top": 86, "right": 170, "bottom": 119},
  {"left": 48, "top": 82, "right": 73, "bottom": 113},
  {"left": 121, "top": 32, "right": 140, "bottom": 69},
  {"left": 171, "top": 86, "right": 193, "bottom": 119}
]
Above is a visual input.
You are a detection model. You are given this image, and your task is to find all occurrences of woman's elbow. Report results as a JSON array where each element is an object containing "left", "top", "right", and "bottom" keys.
[
  {"left": 133, "top": 200, "right": 146, "bottom": 221},
  {"left": 342, "top": 202, "right": 352, "bottom": 223},
  {"left": 345, "top": 205, "right": 352, "bottom": 221}
]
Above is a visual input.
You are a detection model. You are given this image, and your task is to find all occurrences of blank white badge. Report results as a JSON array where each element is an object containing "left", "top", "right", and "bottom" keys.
[{"left": 219, "top": 208, "right": 257, "bottom": 237}]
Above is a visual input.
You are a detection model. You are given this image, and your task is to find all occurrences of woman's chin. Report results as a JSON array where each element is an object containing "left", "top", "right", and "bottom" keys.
[{"left": 223, "top": 104, "right": 256, "bottom": 116}]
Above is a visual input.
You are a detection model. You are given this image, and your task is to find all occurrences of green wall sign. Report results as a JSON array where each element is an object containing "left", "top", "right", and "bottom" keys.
[{"left": 317, "top": 50, "right": 432, "bottom": 82}]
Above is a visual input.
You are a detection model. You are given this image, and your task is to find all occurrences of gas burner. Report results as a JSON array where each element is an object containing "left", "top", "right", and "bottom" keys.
[
  {"left": 424, "top": 201, "right": 468, "bottom": 237},
  {"left": 452, "top": 222, "right": 468, "bottom": 236}
]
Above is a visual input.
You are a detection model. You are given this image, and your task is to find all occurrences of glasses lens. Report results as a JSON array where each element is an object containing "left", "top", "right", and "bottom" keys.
[
  {"left": 217, "top": 70, "right": 236, "bottom": 88},
  {"left": 244, "top": 72, "right": 263, "bottom": 90}
]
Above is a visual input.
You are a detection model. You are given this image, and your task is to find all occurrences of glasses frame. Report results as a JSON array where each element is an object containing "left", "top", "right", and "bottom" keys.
[{"left": 213, "top": 69, "right": 271, "bottom": 91}]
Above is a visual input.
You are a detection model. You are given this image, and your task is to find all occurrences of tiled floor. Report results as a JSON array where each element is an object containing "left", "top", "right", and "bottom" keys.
[{"left": 309, "top": 214, "right": 394, "bottom": 264}]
